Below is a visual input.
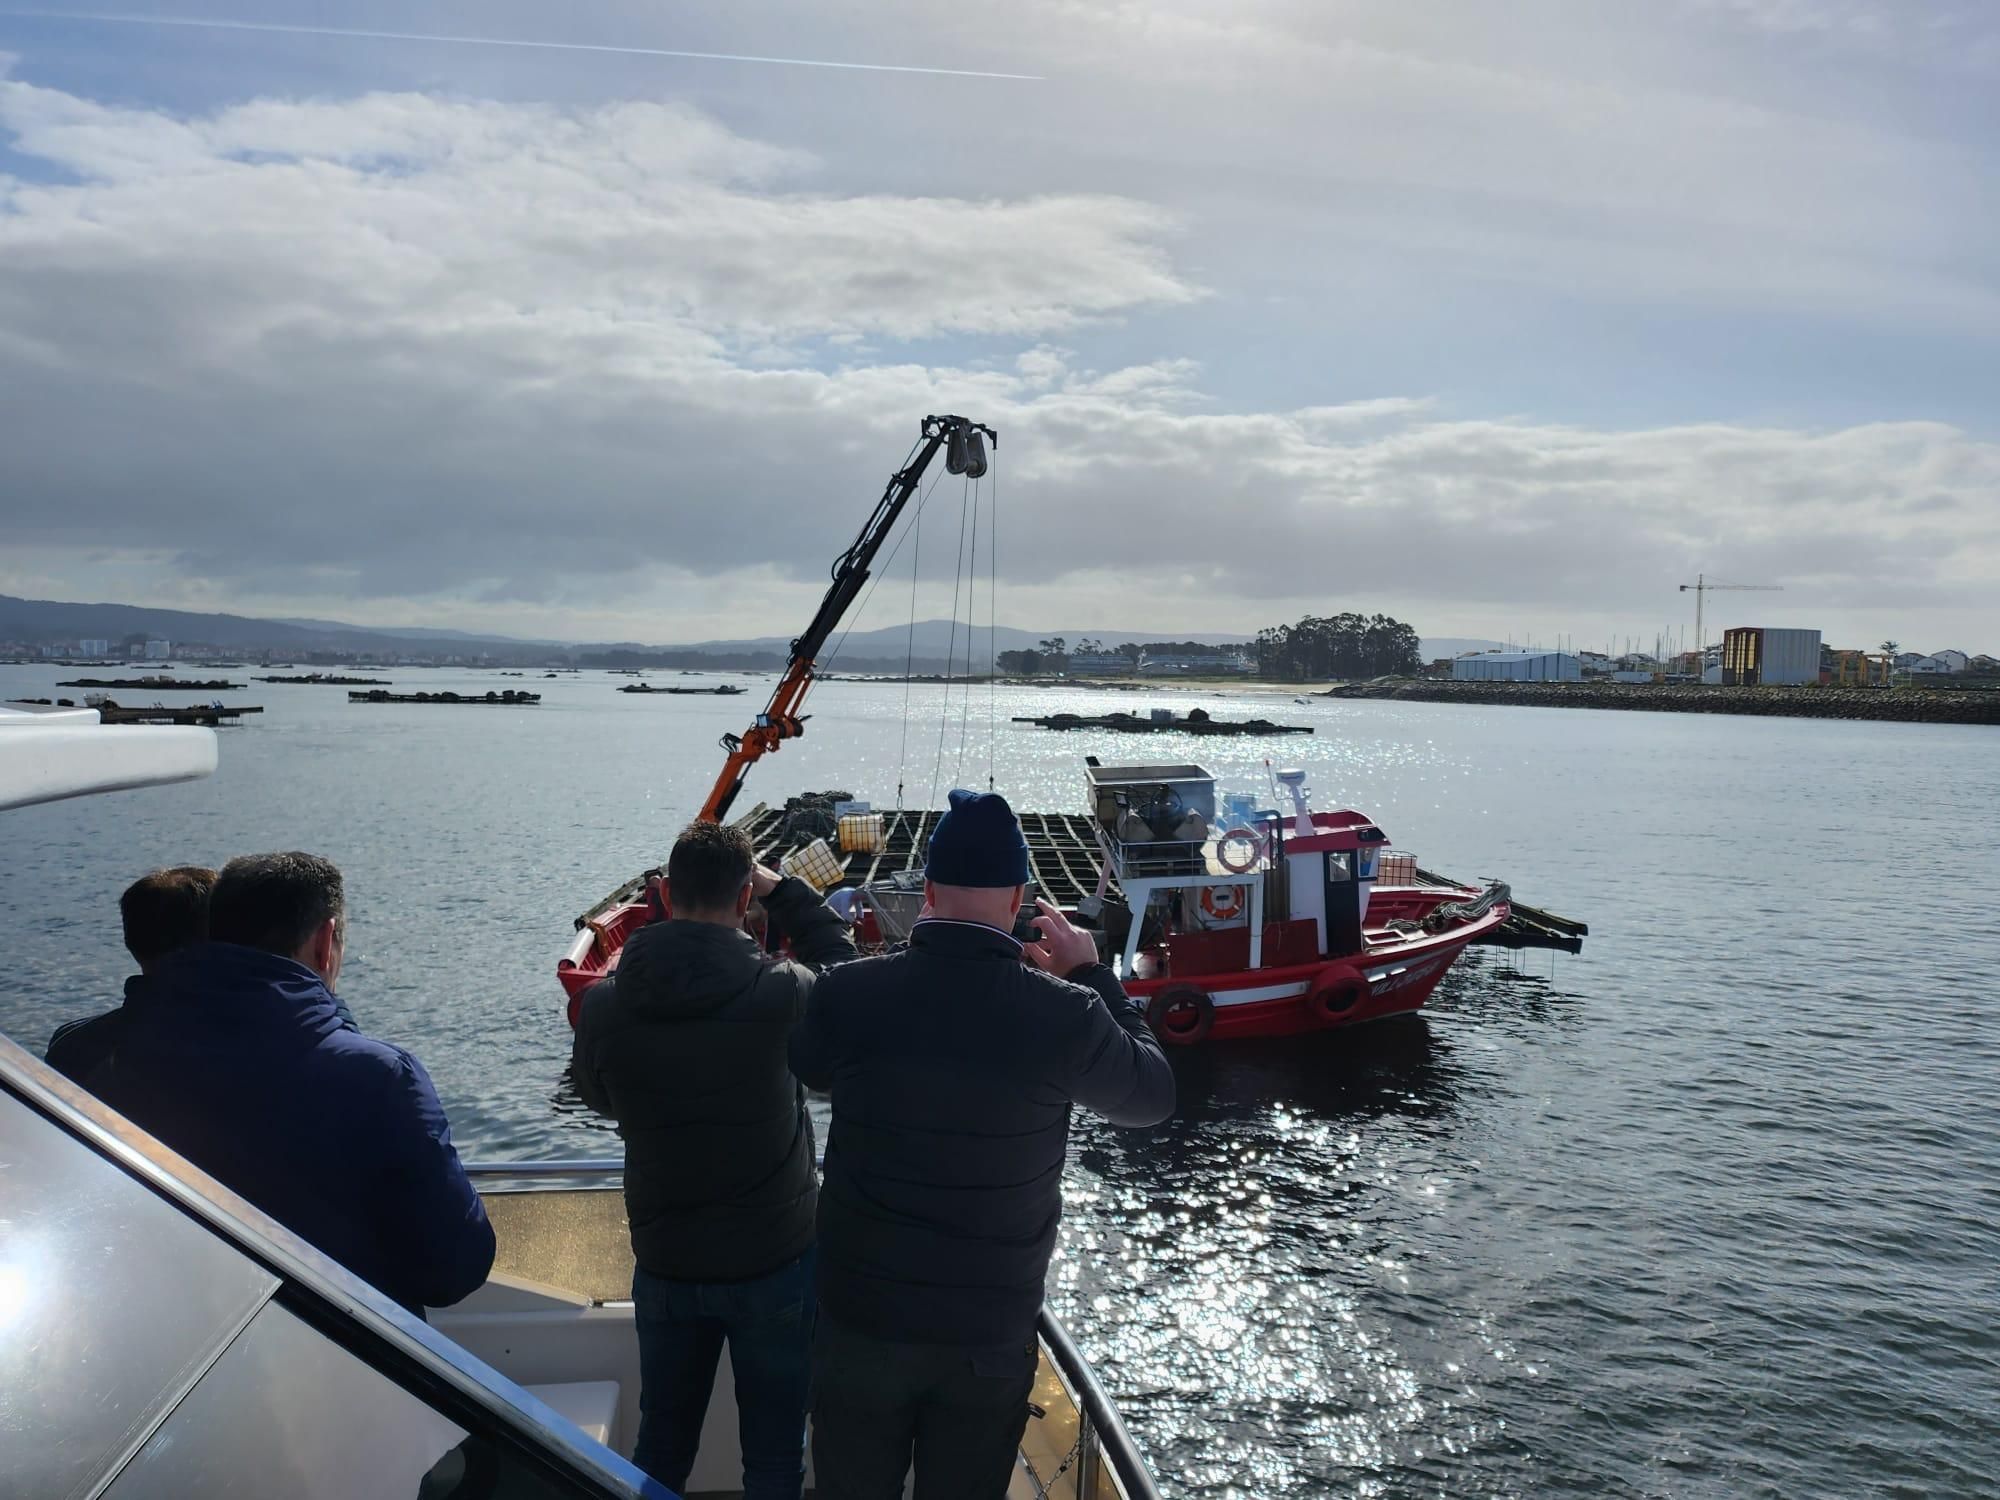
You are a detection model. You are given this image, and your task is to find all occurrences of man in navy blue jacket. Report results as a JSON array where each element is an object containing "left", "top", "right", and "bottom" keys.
[
  {"left": 791, "top": 789, "right": 1175, "bottom": 1500},
  {"left": 94, "top": 851, "right": 495, "bottom": 1316},
  {"left": 47, "top": 864, "right": 217, "bottom": 1088}
]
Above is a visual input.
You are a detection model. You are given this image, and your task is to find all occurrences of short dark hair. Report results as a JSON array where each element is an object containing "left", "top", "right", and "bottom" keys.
[
  {"left": 667, "top": 821, "right": 753, "bottom": 914},
  {"left": 209, "top": 852, "right": 345, "bottom": 957},
  {"left": 120, "top": 866, "right": 217, "bottom": 967}
]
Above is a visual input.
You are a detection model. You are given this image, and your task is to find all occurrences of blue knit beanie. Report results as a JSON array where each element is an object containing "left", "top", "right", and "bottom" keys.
[{"left": 925, "top": 788, "right": 1031, "bottom": 888}]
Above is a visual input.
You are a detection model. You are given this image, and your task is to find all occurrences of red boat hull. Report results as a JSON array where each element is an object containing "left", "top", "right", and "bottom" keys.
[{"left": 559, "top": 875, "right": 1505, "bottom": 1039}]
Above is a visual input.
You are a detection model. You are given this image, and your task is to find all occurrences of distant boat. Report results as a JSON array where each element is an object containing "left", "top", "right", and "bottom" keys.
[
  {"left": 348, "top": 689, "right": 540, "bottom": 706},
  {"left": 618, "top": 683, "right": 746, "bottom": 696}
]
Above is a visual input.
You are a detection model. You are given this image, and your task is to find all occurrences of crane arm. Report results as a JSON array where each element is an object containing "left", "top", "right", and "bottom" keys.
[{"left": 697, "top": 414, "right": 996, "bottom": 825}]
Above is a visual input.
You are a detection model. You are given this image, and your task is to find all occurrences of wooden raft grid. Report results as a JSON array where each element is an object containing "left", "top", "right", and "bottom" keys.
[{"left": 735, "top": 805, "right": 1116, "bottom": 907}]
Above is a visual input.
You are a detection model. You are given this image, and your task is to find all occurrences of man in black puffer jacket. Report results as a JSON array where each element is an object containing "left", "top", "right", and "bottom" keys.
[
  {"left": 572, "top": 819, "right": 854, "bottom": 1500},
  {"left": 791, "top": 788, "right": 1175, "bottom": 1500}
]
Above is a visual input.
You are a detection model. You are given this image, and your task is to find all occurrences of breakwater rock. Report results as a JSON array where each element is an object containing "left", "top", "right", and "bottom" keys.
[{"left": 1326, "top": 679, "right": 2000, "bottom": 725}]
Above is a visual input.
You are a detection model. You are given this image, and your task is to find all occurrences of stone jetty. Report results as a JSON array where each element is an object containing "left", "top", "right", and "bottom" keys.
[{"left": 1327, "top": 679, "right": 2000, "bottom": 725}]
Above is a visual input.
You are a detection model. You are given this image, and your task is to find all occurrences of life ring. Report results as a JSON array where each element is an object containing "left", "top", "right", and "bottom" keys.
[
  {"left": 1146, "top": 984, "right": 1215, "bottom": 1046},
  {"left": 1215, "top": 829, "right": 1262, "bottom": 874},
  {"left": 1199, "top": 885, "right": 1244, "bottom": 921},
  {"left": 1306, "top": 972, "right": 1366, "bottom": 1023}
]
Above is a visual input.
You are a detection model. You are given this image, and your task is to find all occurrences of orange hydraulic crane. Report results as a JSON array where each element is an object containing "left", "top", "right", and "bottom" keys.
[
  {"left": 1678, "top": 573, "right": 1782, "bottom": 672},
  {"left": 697, "top": 414, "right": 996, "bottom": 824}
]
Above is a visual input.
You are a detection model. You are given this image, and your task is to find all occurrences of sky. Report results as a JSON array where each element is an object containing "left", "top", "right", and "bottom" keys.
[{"left": 1, "top": 1, "right": 1995, "bottom": 653}]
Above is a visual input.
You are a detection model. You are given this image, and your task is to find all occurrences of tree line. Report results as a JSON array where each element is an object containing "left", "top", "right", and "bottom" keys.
[
  {"left": 994, "top": 637, "right": 1243, "bottom": 675},
  {"left": 1254, "top": 613, "right": 1420, "bottom": 679}
]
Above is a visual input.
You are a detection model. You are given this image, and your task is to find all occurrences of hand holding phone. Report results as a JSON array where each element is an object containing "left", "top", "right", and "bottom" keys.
[{"left": 1023, "top": 899, "right": 1098, "bottom": 976}]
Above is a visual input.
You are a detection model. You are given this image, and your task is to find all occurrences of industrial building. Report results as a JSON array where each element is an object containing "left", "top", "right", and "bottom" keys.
[
  {"left": 1137, "top": 652, "right": 1255, "bottom": 676},
  {"left": 1720, "top": 627, "right": 1821, "bottom": 686},
  {"left": 1451, "top": 650, "right": 1583, "bottom": 682}
]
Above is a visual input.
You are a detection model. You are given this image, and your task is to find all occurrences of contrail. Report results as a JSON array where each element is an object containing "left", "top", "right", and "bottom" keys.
[{"left": 0, "top": 10, "right": 1045, "bottom": 81}]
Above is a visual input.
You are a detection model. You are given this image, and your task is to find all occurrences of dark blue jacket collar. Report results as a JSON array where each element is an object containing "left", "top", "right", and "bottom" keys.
[
  {"left": 910, "top": 917, "right": 1023, "bottom": 959},
  {"left": 136, "top": 941, "right": 352, "bottom": 1043}
]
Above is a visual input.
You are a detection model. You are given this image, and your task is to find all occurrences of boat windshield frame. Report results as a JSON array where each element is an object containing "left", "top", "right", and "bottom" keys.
[{"left": 0, "top": 1036, "right": 658, "bottom": 1500}]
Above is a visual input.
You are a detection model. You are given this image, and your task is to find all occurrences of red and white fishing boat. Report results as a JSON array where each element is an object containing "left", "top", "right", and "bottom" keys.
[{"left": 556, "top": 413, "right": 1518, "bottom": 1042}]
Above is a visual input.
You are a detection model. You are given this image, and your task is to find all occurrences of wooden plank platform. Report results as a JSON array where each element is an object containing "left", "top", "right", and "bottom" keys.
[{"left": 1014, "top": 712, "right": 1312, "bottom": 735}]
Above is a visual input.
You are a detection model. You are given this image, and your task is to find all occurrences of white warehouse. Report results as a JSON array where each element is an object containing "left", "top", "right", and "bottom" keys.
[{"left": 1452, "top": 650, "right": 1583, "bottom": 682}]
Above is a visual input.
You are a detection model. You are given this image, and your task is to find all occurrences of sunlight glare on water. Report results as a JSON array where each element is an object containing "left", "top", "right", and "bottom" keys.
[{"left": 5, "top": 664, "right": 1998, "bottom": 1497}]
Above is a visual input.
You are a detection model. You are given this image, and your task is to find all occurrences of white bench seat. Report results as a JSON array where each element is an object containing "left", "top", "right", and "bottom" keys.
[{"left": 524, "top": 1380, "right": 623, "bottom": 1449}]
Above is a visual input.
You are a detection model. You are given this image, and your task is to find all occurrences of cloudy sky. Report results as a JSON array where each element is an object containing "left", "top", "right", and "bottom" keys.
[{"left": 2, "top": 1, "right": 1995, "bottom": 652}]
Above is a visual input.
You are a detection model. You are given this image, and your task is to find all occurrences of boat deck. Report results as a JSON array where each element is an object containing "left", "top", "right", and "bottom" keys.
[{"left": 723, "top": 801, "right": 1588, "bottom": 954}]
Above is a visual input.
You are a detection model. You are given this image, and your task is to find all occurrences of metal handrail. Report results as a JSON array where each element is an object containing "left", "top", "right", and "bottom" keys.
[
  {"left": 1037, "top": 1308, "right": 1162, "bottom": 1500},
  {"left": 466, "top": 1158, "right": 625, "bottom": 1179}
]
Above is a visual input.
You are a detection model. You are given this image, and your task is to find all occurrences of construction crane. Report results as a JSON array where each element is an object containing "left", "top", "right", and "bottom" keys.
[{"left": 1679, "top": 574, "right": 1782, "bottom": 676}]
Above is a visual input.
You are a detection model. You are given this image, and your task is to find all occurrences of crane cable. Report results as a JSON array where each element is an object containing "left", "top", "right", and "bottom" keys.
[
  {"left": 929, "top": 472, "right": 974, "bottom": 812},
  {"left": 987, "top": 451, "right": 998, "bottom": 791},
  {"left": 956, "top": 472, "right": 981, "bottom": 784}
]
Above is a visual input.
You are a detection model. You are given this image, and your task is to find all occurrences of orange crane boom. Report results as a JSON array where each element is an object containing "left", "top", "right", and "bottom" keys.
[{"left": 697, "top": 414, "right": 996, "bottom": 824}]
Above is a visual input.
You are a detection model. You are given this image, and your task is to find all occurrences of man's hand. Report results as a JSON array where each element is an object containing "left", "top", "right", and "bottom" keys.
[
  {"left": 1023, "top": 898, "right": 1100, "bottom": 976},
  {"left": 750, "top": 863, "right": 783, "bottom": 899}
]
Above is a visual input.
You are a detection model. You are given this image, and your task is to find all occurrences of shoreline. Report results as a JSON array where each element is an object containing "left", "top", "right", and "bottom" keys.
[{"left": 1326, "top": 678, "right": 2000, "bottom": 725}]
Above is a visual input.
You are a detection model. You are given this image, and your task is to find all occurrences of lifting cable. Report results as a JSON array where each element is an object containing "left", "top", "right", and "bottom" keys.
[
  {"left": 955, "top": 472, "right": 981, "bottom": 785},
  {"left": 893, "top": 497, "right": 922, "bottom": 812},
  {"left": 987, "top": 451, "right": 998, "bottom": 791},
  {"left": 929, "top": 472, "right": 974, "bottom": 812}
]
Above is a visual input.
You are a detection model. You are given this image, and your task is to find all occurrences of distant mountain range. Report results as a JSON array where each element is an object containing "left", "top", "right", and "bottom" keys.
[
  {"left": 0, "top": 595, "right": 1256, "bottom": 669},
  {"left": 2, "top": 593, "right": 1493, "bottom": 670}
]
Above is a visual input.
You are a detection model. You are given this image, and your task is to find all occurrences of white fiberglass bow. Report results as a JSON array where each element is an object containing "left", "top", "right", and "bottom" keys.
[{"left": 0, "top": 704, "right": 217, "bottom": 812}]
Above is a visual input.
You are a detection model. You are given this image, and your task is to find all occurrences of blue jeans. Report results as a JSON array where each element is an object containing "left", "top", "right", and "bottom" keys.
[{"left": 631, "top": 1247, "right": 815, "bottom": 1500}]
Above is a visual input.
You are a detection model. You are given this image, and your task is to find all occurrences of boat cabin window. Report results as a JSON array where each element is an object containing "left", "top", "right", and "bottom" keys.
[
  {"left": 4, "top": 1086, "right": 621, "bottom": 1500},
  {"left": 0, "top": 1089, "right": 279, "bottom": 1500},
  {"left": 1326, "top": 851, "right": 1353, "bottom": 881},
  {"left": 101, "top": 1301, "right": 470, "bottom": 1496},
  {"left": 100, "top": 1298, "right": 600, "bottom": 1498}
]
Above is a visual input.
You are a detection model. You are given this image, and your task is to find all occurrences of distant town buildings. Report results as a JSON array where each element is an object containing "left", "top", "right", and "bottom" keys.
[
  {"left": 1136, "top": 651, "right": 1255, "bottom": 676},
  {"left": 1908, "top": 649, "right": 1971, "bottom": 675},
  {"left": 1066, "top": 650, "right": 1132, "bottom": 675}
]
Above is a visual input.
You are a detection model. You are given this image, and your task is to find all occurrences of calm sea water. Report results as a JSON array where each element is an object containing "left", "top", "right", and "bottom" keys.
[{"left": 5, "top": 664, "right": 1997, "bottom": 1499}]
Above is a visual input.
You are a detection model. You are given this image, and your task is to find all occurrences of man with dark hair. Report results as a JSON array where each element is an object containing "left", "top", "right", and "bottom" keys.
[
  {"left": 47, "top": 865, "right": 217, "bottom": 1087},
  {"left": 572, "top": 819, "right": 856, "bottom": 1500},
  {"left": 95, "top": 851, "right": 494, "bottom": 1317},
  {"left": 791, "top": 788, "right": 1176, "bottom": 1500}
]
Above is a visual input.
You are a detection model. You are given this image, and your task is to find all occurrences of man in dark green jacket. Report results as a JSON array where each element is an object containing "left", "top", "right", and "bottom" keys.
[{"left": 571, "top": 819, "right": 854, "bottom": 1500}]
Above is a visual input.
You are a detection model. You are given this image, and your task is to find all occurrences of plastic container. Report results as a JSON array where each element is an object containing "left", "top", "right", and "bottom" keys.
[
  {"left": 780, "top": 837, "right": 845, "bottom": 893},
  {"left": 837, "top": 812, "right": 885, "bottom": 855},
  {"left": 1377, "top": 851, "right": 1418, "bottom": 886}
]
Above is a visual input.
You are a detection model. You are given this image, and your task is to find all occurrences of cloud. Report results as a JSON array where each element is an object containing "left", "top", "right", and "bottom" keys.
[{"left": 1, "top": 72, "right": 1995, "bottom": 648}]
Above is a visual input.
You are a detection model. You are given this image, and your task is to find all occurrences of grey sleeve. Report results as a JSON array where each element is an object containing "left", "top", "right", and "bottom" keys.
[{"left": 1059, "top": 963, "right": 1176, "bottom": 1127}]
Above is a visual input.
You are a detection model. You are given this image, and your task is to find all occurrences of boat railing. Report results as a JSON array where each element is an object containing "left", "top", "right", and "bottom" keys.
[
  {"left": 1032, "top": 1308, "right": 1162, "bottom": 1500},
  {"left": 467, "top": 1158, "right": 625, "bottom": 1179},
  {"left": 1096, "top": 825, "right": 1210, "bottom": 880},
  {"left": 464, "top": 1158, "right": 1163, "bottom": 1499}
]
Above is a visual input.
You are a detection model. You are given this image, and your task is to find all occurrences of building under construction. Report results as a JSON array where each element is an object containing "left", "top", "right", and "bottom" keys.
[{"left": 1720, "top": 627, "right": 1822, "bottom": 686}]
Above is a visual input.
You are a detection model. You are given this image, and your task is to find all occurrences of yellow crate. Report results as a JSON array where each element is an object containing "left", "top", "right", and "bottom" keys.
[
  {"left": 780, "top": 837, "right": 845, "bottom": 893},
  {"left": 838, "top": 812, "right": 885, "bottom": 854}
]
